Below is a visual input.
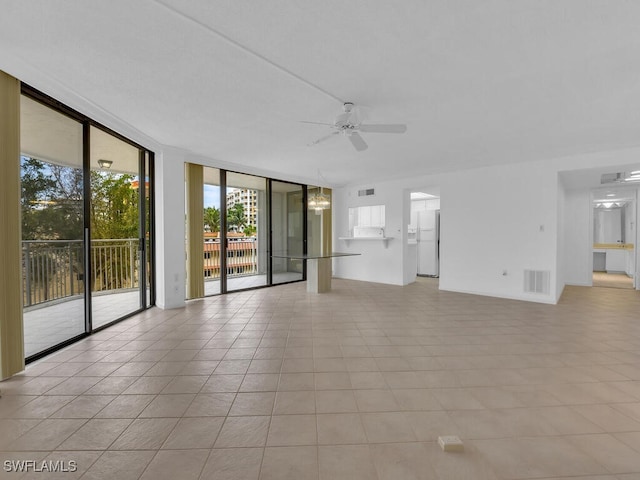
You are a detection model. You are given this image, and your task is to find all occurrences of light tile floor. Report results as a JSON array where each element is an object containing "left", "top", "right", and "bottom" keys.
[
  {"left": 205, "top": 272, "right": 303, "bottom": 296},
  {"left": 24, "top": 273, "right": 301, "bottom": 357},
  {"left": 2, "top": 277, "right": 640, "bottom": 479}
]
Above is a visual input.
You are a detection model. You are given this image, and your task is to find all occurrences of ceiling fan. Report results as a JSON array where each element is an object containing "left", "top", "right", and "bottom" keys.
[{"left": 302, "top": 102, "right": 407, "bottom": 152}]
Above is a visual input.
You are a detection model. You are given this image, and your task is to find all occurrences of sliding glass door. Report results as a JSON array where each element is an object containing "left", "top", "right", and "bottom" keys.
[
  {"left": 20, "top": 96, "right": 86, "bottom": 357},
  {"left": 90, "top": 126, "right": 149, "bottom": 329},
  {"left": 271, "top": 181, "right": 305, "bottom": 284},
  {"left": 20, "top": 89, "right": 155, "bottom": 360},
  {"left": 203, "top": 167, "right": 222, "bottom": 296},
  {"left": 226, "top": 172, "right": 267, "bottom": 291},
  {"left": 186, "top": 167, "right": 313, "bottom": 297}
]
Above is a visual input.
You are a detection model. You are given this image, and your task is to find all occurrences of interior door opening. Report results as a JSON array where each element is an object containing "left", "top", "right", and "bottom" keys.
[
  {"left": 591, "top": 188, "right": 637, "bottom": 290},
  {"left": 409, "top": 190, "right": 440, "bottom": 279}
]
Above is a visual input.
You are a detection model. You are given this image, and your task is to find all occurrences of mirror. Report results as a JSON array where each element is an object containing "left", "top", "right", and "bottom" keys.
[
  {"left": 593, "top": 207, "right": 624, "bottom": 244},
  {"left": 593, "top": 188, "right": 636, "bottom": 245}
]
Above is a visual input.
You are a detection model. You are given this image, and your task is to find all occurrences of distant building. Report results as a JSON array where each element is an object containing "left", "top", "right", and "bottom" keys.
[{"left": 226, "top": 189, "right": 257, "bottom": 228}]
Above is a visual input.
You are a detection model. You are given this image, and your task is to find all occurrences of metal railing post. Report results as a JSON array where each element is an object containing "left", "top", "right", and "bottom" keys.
[
  {"left": 24, "top": 242, "right": 32, "bottom": 307},
  {"left": 129, "top": 239, "right": 135, "bottom": 289},
  {"left": 69, "top": 243, "right": 74, "bottom": 295}
]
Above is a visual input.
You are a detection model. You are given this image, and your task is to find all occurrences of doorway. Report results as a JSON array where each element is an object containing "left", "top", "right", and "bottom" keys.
[
  {"left": 410, "top": 191, "right": 440, "bottom": 278},
  {"left": 591, "top": 188, "right": 637, "bottom": 290}
]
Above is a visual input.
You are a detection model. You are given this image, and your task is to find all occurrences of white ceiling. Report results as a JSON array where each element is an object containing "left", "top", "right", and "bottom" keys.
[
  {"left": 3, "top": 1, "right": 640, "bottom": 187},
  {"left": 21, "top": 96, "right": 139, "bottom": 173}
]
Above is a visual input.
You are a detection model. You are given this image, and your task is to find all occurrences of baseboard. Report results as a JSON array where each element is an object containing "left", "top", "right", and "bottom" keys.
[{"left": 438, "top": 286, "right": 558, "bottom": 305}]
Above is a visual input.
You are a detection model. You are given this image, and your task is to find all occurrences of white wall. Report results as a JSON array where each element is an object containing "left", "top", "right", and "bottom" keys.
[
  {"left": 333, "top": 161, "right": 559, "bottom": 302},
  {"left": 437, "top": 161, "right": 559, "bottom": 303},
  {"left": 332, "top": 184, "right": 406, "bottom": 285},
  {"left": 624, "top": 201, "right": 635, "bottom": 244},
  {"left": 333, "top": 147, "right": 640, "bottom": 304},
  {"left": 562, "top": 189, "right": 592, "bottom": 286},
  {"left": 556, "top": 178, "right": 566, "bottom": 298}
]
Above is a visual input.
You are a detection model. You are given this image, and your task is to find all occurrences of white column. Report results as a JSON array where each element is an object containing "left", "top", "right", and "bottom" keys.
[{"left": 154, "top": 148, "right": 187, "bottom": 309}]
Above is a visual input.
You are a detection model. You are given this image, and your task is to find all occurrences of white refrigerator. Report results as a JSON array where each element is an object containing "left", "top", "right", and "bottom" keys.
[{"left": 416, "top": 210, "right": 439, "bottom": 277}]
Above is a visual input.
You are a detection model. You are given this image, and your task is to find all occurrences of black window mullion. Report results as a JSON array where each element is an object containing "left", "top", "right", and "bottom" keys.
[
  {"left": 220, "top": 170, "right": 227, "bottom": 293},
  {"left": 267, "top": 179, "right": 273, "bottom": 286},
  {"left": 82, "top": 121, "right": 92, "bottom": 334},
  {"left": 302, "top": 185, "right": 308, "bottom": 281},
  {"left": 147, "top": 152, "right": 156, "bottom": 306},
  {"left": 138, "top": 149, "right": 146, "bottom": 309}
]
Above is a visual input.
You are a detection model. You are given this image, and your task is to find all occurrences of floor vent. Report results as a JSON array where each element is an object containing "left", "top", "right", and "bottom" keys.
[
  {"left": 524, "top": 270, "right": 550, "bottom": 294},
  {"left": 358, "top": 188, "right": 375, "bottom": 197}
]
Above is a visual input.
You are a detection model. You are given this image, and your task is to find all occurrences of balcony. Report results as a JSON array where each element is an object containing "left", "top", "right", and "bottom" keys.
[
  {"left": 22, "top": 238, "right": 146, "bottom": 357},
  {"left": 22, "top": 237, "right": 294, "bottom": 357}
]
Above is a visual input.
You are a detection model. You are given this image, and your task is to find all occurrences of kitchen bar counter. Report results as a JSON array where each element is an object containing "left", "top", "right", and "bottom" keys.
[{"left": 271, "top": 252, "right": 360, "bottom": 293}]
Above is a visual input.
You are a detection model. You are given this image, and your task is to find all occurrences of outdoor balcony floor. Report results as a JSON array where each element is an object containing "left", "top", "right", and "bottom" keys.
[{"left": 24, "top": 273, "right": 302, "bottom": 357}]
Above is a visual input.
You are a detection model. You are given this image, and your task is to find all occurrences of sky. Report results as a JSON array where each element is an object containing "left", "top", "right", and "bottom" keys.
[{"left": 204, "top": 184, "right": 221, "bottom": 208}]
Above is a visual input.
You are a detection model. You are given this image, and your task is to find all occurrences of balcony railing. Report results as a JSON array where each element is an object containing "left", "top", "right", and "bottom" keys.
[
  {"left": 204, "top": 237, "right": 259, "bottom": 278},
  {"left": 22, "top": 236, "right": 260, "bottom": 307},
  {"left": 22, "top": 239, "right": 140, "bottom": 308}
]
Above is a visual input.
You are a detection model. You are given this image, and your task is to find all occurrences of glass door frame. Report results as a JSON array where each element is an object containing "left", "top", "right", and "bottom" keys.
[
  {"left": 201, "top": 170, "right": 309, "bottom": 296},
  {"left": 268, "top": 178, "right": 308, "bottom": 285},
  {"left": 22, "top": 84, "right": 156, "bottom": 362}
]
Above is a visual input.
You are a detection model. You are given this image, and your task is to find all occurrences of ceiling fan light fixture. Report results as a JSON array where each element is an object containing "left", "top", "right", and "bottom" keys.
[{"left": 303, "top": 102, "right": 407, "bottom": 152}]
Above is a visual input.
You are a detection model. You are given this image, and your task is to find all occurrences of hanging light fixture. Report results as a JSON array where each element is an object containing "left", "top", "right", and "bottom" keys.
[
  {"left": 308, "top": 189, "right": 330, "bottom": 211},
  {"left": 308, "top": 170, "right": 331, "bottom": 212},
  {"left": 98, "top": 159, "right": 113, "bottom": 169}
]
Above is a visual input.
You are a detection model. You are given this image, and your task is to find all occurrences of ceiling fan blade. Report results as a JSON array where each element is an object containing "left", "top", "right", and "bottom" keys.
[
  {"left": 300, "top": 120, "right": 334, "bottom": 126},
  {"left": 358, "top": 124, "right": 407, "bottom": 134},
  {"left": 308, "top": 131, "right": 339, "bottom": 147},
  {"left": 348, "top": 132, "right": 368, "bottom": 151}
]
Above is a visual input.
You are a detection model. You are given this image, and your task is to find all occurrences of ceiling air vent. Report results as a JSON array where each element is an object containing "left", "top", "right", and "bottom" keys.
[
  {"left": 358, "top": 188, "right": 375, "bottom": 197},
  {"left": 601, "top": 173, "right": 624, "bottom": 184},
  {"left": 600, "top": 171, "right": 640, "bottom": 185}
]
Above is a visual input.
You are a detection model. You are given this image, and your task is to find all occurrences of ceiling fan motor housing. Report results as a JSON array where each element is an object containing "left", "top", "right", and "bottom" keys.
[{"left": 335, "top": 102, "right": 356, "bottom": 128}]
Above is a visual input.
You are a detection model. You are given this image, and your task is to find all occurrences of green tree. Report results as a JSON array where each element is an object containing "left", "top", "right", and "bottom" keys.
[
  {"left": 20, "top": 157, "right": 83, "bottom": 240},
  {"left": 90, "top": 171, "right": 139, "bottom": 239},
  {"left": 227, "top": 202, "right": 247, "bottom": 232},
  {"left": 89, "top": 171, "right": 140, "bottom": 291},
  {"left": 243, "top": 224, "right": 256, "bottom": 236},
  {"left": 204, "top": 206, "right": 220, "bottom": 233},
  {"left": 21, "top": 157, "right": 143, "bottom": 296},
  {"left": 21, "top": 156, "right": 85, "bottom": 302}
]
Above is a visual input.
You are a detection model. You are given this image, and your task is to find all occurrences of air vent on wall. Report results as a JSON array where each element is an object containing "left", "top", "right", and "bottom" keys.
[
  {"left": 358, "top": 188, "right": 375, "bottom": 197},
  {"left": 524, "top": 270, "right": 550, "bottom": 295}
]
